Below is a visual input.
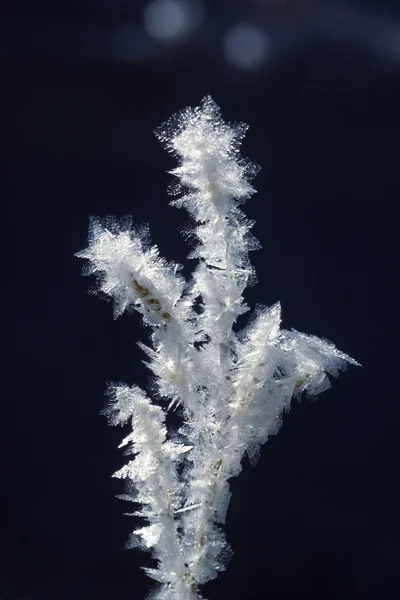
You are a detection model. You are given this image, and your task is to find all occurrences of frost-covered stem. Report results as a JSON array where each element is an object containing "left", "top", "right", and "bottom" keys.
[
  {"left": 150, "top": 430, "right": 201, "bottom": 599},
  {"left": 77, "top": 96, "right": 360, "bottom": 600},
  {"left": 180, "top": 165, "right": 249, "bottom": 582},
  {"left": 153, "top": 469, "right": 198, "bottom": 600},
  {"left": 152, "top": 454, "right": 185, "bottom": 582},
  {"left": 190, "top": 459, "right": 224, "bottom": 577}
]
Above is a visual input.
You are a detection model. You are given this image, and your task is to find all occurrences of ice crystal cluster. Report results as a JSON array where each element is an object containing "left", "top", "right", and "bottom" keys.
[{"left": 77, "top": 96, "right": 360, "bottom": 600}]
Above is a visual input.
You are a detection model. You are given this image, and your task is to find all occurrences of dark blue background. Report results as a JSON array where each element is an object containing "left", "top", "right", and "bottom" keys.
[{"left": 1, "top": 1, "right": 398, "bottom": 599}]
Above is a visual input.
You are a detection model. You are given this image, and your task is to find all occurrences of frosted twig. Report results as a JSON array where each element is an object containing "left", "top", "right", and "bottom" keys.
[{"left": 76, "top": 96, "right": 360, "bottom": 600}]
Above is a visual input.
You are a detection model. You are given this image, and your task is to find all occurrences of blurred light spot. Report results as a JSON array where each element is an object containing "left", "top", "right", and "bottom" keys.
[
  {"left": 143, "top": 0, "right": 203, "bottom": 44},
  {"left": 223, "top": 24, "right": 269, "bottom": 70},
  {"left": 110, "top": 23, "right": 158, "bottom": 62}
]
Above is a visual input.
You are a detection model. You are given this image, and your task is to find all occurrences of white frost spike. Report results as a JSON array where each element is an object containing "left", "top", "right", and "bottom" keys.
[
  {"left": 134, "top": 523, "right": 163, "bottom": 549},
  {"left": 77, "top": 95, "right": 360, "bottom": 600}
]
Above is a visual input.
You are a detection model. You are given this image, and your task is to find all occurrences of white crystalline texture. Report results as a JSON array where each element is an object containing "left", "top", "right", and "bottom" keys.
[
  {"left": 76, "top": 216, "right": 187, "bottom": 321},
  {"left": 77, "top": 96, "right": 360, "bottom": 600},
  {"left": 155, "top": 95, "right": 259, "bottom": 214}
]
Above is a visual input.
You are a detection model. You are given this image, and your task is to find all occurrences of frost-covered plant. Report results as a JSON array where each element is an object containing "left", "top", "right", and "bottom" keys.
[{"left": 76, "top": 96, "right": 360, "bottom": 600}]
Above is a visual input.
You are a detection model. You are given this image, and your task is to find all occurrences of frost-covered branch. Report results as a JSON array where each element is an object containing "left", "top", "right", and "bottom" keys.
[{"left": 76, "top": 96, "right": 360, "bottom": 600}]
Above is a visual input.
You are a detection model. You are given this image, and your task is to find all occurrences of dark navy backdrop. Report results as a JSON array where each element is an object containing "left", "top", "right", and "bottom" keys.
[{"left": 1, "top": 1, "right": 398, "bottom": 599}]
